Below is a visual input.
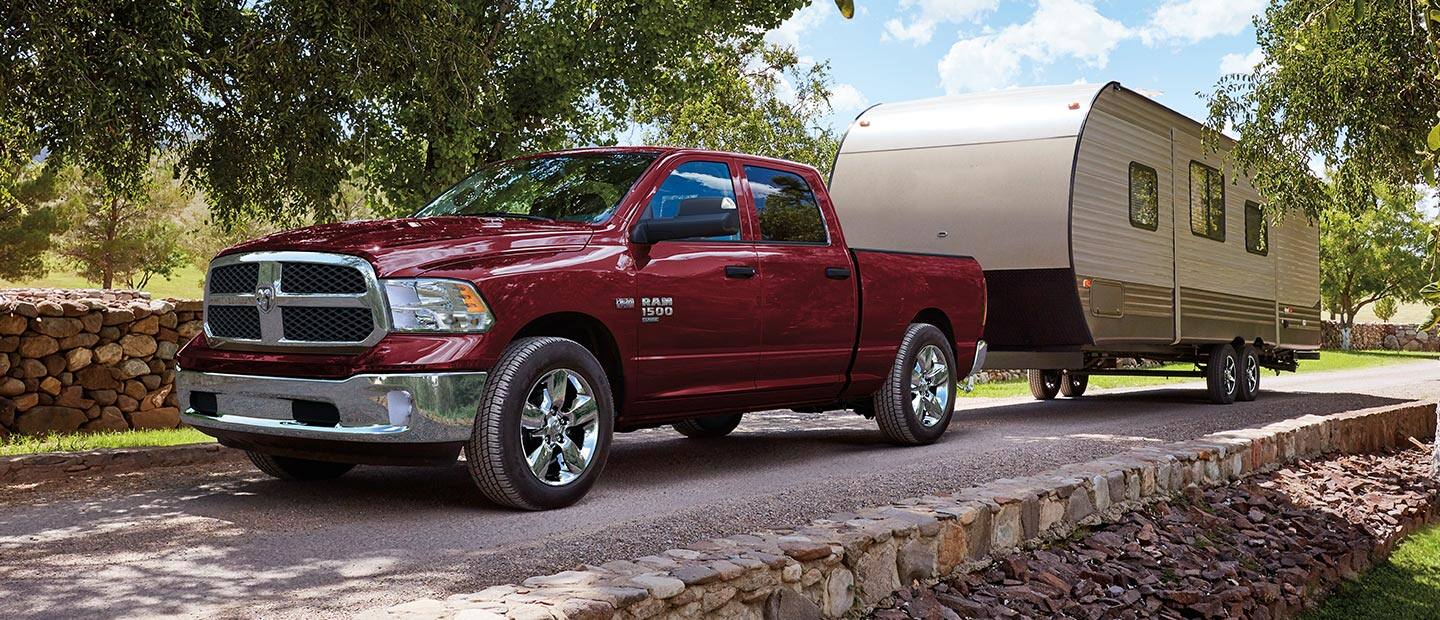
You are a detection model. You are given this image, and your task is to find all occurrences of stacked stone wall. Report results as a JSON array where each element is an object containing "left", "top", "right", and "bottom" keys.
[
  {"left": 0, "top": 289, "right": 202, "bottom": 438},
  {"left": 1321, "top": 321, "right": 1440, "bottom": 351}
]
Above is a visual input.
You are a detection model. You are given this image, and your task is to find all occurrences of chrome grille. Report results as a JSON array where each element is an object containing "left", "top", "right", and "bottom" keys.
[
  {"left": 281, "top": 262, "right": 367, "bottom": 294},
  {"left": 204, "top": 251, "right": 387, "bottom": 351},
  {"left": 207, "top": 306, "right": 262, "bottom": 339}
]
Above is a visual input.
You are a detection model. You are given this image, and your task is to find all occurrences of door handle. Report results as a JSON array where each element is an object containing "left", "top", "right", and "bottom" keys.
[
  {"left": 825, "top": 267, "right": 851, "bottom": 280},
  {"left": 724, "top": 265, "right": 756, "bottom": 279}
]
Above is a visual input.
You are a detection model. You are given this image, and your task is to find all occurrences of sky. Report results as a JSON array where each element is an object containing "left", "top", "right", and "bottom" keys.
[{"left": 765, "top": 0, "right": 1270, "bottom": 131}]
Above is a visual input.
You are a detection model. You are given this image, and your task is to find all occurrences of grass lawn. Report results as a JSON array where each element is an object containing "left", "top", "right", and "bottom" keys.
[
  {"left": 0, "top": 259, "right": 205, "bottom": 300},
  {"left": 1305, "top": 525, "right": 1440, "bottom": 620},
  {"left": 0, "top": 427, "right": 214, "bottom": 457},
  {"left": 965, "top": 350, "right": 1440, "bottom": 399}
]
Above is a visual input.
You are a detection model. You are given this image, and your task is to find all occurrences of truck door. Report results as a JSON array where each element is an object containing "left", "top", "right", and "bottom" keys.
[
  {"left": 742, "top": 164, "right": 858, "bottom": 400},
  {"left": 632, "top": 158, "right": 762, "bottom": 404}
]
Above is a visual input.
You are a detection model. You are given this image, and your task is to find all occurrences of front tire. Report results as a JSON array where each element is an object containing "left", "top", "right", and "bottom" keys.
[
  {"left": 673, "top": 414, "right": 742, "bottom": 438},
  {"left": 1205, "top": 344, "right": 1239, "bottom": 405},
  {"left": 466, "top": 337, "right": 614, "bottom": 510},
  {"left": 1237, "top": 344, "right": 1260, "bottom": 402},
  {"left": 247, "top": 451, "right": 355, "bottom": 481},
  {"left": 1027, "top": 370, "right": 1062, "bottom": 400},
  {"left": 875, "top": 323, "right": 958, "bottom": 445},
  {"left": 1060, "top": 372, "right": 1088, "bottom": 397}
]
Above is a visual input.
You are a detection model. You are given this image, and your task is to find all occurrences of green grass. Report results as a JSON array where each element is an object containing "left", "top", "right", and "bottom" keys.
[
  {"left": 0, "top": 260, "right": 204, "bottom": 300},
  {"left": 0, "top": 427, "right": 214, "bottom": 457},
  {"left": 1305, "top": 525, "right": 1440, "bottom": 620},
  {"left": 965, "top": 350, "right": 1440, "bottom": 399}
]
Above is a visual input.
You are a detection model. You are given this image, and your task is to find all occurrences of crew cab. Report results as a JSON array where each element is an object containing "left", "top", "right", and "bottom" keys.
[{"left": 176, "top": 148, "right": 986, "bottom": 509}]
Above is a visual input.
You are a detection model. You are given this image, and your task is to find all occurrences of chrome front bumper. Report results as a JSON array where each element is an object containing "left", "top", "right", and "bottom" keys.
[{"left": 175, "top": 370, "right": 487, "bottom": 444}]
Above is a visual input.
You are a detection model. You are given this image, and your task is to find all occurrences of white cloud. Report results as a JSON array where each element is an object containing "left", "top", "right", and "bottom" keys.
[
  {"left": 1219, "top": 47, "right": 1265, "bottom": 74},
  {"left": 1134, "top": 88, "right": 1165, "bottom": 99},
  {"left": 767, "top": 3, "right": 830, "bottom": 49},
  {"left": 1141, "top": 0, "right": 1266, "bottom": 46},
  {"left": 829, "top": 83, "right": 870, "bottom": 113},
  {"left": 938, "top": 0, "right": 1130, "bottom": 94},
  {"left": 882, "top": 0, "right": 999, "bottom": 46}
]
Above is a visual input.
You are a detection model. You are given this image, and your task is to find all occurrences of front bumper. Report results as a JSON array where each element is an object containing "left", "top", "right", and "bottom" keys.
[{"left": 176, "top": 369, "right": 488, "bottom": 445}]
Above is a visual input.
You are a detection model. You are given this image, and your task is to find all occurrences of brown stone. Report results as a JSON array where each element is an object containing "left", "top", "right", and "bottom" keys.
[
  {"left": 17, "top": 358, "right": 46, "bottom": 378},
  {"left": 90, "top": 389, "right": 118, "bottom": 406},
  {"left": 81, "top": 409, "right": 129, "bottom": 433},
  {"left": 177, "top": 320, "right": 203, "bottom": 339},
  {"left": 0, "top": 377, "right": 23, "bottom": 397},
  {"left": 55, "top": 385, "right": 94, "bottom": 409},
  {"left": 130, "top": 315, "right": 160, "bottom": 335},
  {"left": 115, "top": 358, "right": 150, "bottom": 380},
  {"left": 123, "top": 379, "right": 147, "bottom": 401},
  {"left": 65, "top": 347, "right": 93, "bottom": 372},
  {"left": 129, "top": 406, "right": 180, "bottom": 429},
  {"left": 58, "top": 333, "right": 100, "bottom": 350},
  {"left": 120, "top": 334, "right": 158, "bottom": 357},
  {"left": 18, "top": 334, "right": 59, "bottom": 358},
  {"left": 38, "top": 376, "right": 62, "bottom": 396},
  {"left": 76, "top": 365, "right": 119, "bottom": 390},
  {"left": 94, "top": 342, "right": 123, "bottom": 365},
  {"left": 36, "top": 300, "right": 64, "bottom": 316},
  {"left": 116, "top": 394, "right": 139, "bottom": 412},
  {"left": 42, "top": 353, "right": 65, "bottom": 376},
  {"left": 15, "top": 405, "right": 87, "bottom": 434},
  {"left": 80, "top": 311, "right": 103, "bottom": 333},
  {"left": 102, "top": 309, "right": 135, "bottom": 326},
  {"left": 98, "top": 326, "right": 121, "bottom": 342},
  {"left": 0, "top": 352, "right": 7, "bottom": 375},
  {"left": 0, "top": 335, "right": 17, "bottom": 352},
  {"left": 140, "top": 373, "right": 162, "bottom": 391},
  {"left": 156, "top": 340, "right": 179, "bottom": 360},
  {"left": 0, "top": 314, "right": 27, "bottom": 335},
  {"left": 12, "top": 392, "right": 38, "bottom": 412},
  {"left": 159, "top": 312, "right": 178, "bottom": 328},
  {"left": 0, "top": 396, "right": 14, "bottom": 428},
  {"left": 32, "top": 316, "right": 84, "bottom": 338}
]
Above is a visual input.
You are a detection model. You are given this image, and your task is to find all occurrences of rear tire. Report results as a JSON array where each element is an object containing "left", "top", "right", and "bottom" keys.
[
  {"left": 1205, "top": 344, "right": 1239, "bottom": 405},
  {"left": 1237, "top": 344, "right": 1260, "bottom": 402},
  {"left": 875, "top": 323, "right": 958, "bottom": 445},
  {"left": 247, "top": 451, "right": 355, "bottom": 481},
  {"left": 1060, "top": 372, "right": 1088, "bottom": 397},
  {"left": 465, "top": 337, "right": 614, "bottom": 510},
  {"left": 1027, "top": 370, "right": 1062, "bottom": 400},
  {"left": 673, "top": 414, "right": 742, "bottom": 438}
]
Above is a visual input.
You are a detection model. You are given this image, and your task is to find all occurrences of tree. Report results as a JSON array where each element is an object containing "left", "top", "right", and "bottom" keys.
[
  {"left": 2, "top": 1, "right": 814, "bottom": 227},
  {"left": 1321, "top": 183, "right": 1431, "bottom": 346},
  {"left": 54, "top": 162, "right": 193, "bottom": 289},
  {"left": 635, "top": 42, "right": 840, "bottom": 175},
  {"left": 1373, "top": 297, "right": 1399, "bottom": 323},
  {"left": 0, "top": 160, "right": 63, "bottom": 280},
  {"left": 1206, "top": 0, "right": 1440, "bottom": 218}
]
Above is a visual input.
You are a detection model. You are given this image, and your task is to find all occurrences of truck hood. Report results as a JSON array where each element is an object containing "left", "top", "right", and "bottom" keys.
[{"left": 221, "top": 216, "right": 594, "bottom": 277}]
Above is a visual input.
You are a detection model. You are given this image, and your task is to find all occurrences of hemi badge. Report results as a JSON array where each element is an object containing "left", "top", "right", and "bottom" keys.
[{"left": 615, "top": 298, "right": 635, "bottom": 309}]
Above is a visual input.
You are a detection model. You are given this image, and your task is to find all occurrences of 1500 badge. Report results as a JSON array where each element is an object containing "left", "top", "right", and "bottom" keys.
[{"left": 637, "top": 297, "right": 673, "bottom": 323}]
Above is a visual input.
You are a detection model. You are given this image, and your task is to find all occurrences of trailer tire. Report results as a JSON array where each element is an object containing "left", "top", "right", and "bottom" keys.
[
  {"left": 1027, "top": 370, "right": 1062, "bottom": 400},
  {"left": 875, "top": 323, "right": 957, "bottom": 445},
  {"left": 1237, "top": 344, "right": 1260, "bottom": 402},
  {"left": 1205, "top": 344, "right": 1239, "bottom": 405},
  {"left": 465, "top": 337, "right": 614, "bottom": 510},
  {"left": 247, "top": 451, "right": 355, "bottom": 481},
  {"left": 1060, "top": 371, "right": 1088, "bottom": 397},
  {"left": 673, "top": 414, "right": 743, "bottom": 438}
]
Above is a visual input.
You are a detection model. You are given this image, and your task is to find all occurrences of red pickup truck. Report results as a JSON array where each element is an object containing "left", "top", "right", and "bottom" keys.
[{"left": 176, "top": 147, "right": 986, "bottom": 509}]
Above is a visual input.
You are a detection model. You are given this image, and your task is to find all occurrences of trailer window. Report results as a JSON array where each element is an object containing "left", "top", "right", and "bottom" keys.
[
  {"left": 643, "top": 160, "right": 741, "bottom": 242},
  {"left": 1189, "top": 161, "right": 1225, "bottom": 241},
  {"left": 1128, "top": 162, "right": 1159, "bottom": 231},
  {"left": 744, "top": 165, "right": 828, "bottom": 244},
  {"left": 1245, "top": 200, "right": 1268, "bottom": 255}
]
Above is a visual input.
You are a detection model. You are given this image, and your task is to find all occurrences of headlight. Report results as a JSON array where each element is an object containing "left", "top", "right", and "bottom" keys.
[{"left": 382, "top": 279, "right": 495, "bottom": 333}]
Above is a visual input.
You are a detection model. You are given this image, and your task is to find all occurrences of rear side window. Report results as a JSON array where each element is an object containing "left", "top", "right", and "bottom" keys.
[
  {"left": 1245, "top": 200, "right": 1268, "bottom": 255},
  {"left": 645, "top": 160, "right": 740, "bottom": 242},
  {"left": 1189, "top": 161, "right": 1225, "bottom": 241},
  {"left": 744, "top": 166, "right": 827, "bottom": 244},
  {"left": 1128, "top": 162, "right": 1158, "bottom": 231}
]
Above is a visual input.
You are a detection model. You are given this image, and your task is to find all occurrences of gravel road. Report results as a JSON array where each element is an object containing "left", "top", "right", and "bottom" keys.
[{"left": 3, "top": 361, "right": 1437, "bottom": 619}]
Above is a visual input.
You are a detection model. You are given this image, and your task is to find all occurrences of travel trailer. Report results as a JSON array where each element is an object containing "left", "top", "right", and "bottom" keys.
[{"left": 828, "top": 81, "right": 1320, "bottom": 405}]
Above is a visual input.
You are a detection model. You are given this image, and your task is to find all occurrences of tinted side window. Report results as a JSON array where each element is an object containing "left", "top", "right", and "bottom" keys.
[
  {"left": 645, "top": 161, "right": 739, "bottom": 241},
  {"left": 1245, "top": 200, "right": 1268, "bottom": 255},
  {"left": 1128, "top": 162, "right": 1158, "bottom": 231},
  {"left": 1189, "top": 161, "right": 1225, "bottom": 241},
  {"left": 744, "top": 166, "right": 827, "bottom": 244}
]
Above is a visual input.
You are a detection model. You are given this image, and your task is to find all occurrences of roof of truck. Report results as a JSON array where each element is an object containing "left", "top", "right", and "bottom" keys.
[{"left": 512, "top": 146, "right": 823, "bottom": 176}]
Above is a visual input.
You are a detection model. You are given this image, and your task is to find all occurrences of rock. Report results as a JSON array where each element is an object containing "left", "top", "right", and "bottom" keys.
[
  {"left": 0, "top": 353, "right": 7, "bottom": 375},
  {"left": 38, "top": 376, "right": 62, "bottom": 396},
  {"left": 123, "top": 380, "right": 147, "bottom": 401},
  {"left": 58, "top": 333, "right": 99, "bottom": 350},
  {"left": 76, "top": 366, "right": 119, "bottom": 390},
  {"left": 94, "top": 342, "right": 123, "bottom": 365},
  {"left": 79, "top": 311, "right": 103, "bottom": 333},
  {"left": 102, "top": 309, "right": 135, "bottom": 326},
  {"left": 0, "top": 335, "right": 16, "bottom": 352},
  {"left": 65, "top": 347, "right": 93, "bottom": 372},
  {"left": 115, "top": 358, "right": 150, "bottom": 380},
  {"left": 1383, "top": 334, "right": 1401, "bottom": 350},
  {"left": 0, "top": 314, "right": 27, "bottom": 335},
  {"left": 824, "top": 568, "right": 855, "bottom": 618},
  {"left": 17, "top": 358, "right": 47, "bottom": 378},
  {"left": 90, "top": 389, "right": 118, "bottom": 406},
  {"left": 32, "top": 316, "right": 83, "bottom": 338},
  {"left": 42, "top": 353, "right": 65, "bottom": 376},
  {"left": 140, "top": 387, "right": 171, "bottom": 411},
  {"left": 0, "top": 377, "right": 24, "bottom": 397},
  {"left": 129, "top": 406, "right": 180, "bottom": 429},
  {"left": 18, "top": 334, "right": 59, "bottom": 358},
  {"left": 35, "top": 300, "right": 64, "bottom": 316},
  {"left": 626, "top": 574, "right": 685, "bottom": 599},
  {"left": 177, "top": 320, "right": 204, "bottom": 339},
  {"left": 140, "top": 373, "right": 162, "bottom": 390},
  {"left": 54, "top": 385, "right": 94, "bottom": 409},
  {"left": 120, "top": 334, "right": 158, "bottom": 357},
  {"left": 12, "top": 392, "right": 38, "bottom": 412},
  {"left": 81, "top": 409, "right": 130, "bottom": 433},
  {"left": 116, "top": 395, "right": 139, "bottom": 412},
  {"left": 130, "top": 315, "right": 160, "bottom": 335},
  {"left": 15, "top": 405, "right": 87, "bottom": 434},
  {"left": 0, "top": 396, "right": 14, "bottom": 428},
  {"left": 156, "top": 340, "right": 180, "bottom": 360}
]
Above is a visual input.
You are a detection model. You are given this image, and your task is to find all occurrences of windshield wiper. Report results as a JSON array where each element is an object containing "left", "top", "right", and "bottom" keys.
[{"left": 467, "top": 211, "right": 554, "bottom": 221}]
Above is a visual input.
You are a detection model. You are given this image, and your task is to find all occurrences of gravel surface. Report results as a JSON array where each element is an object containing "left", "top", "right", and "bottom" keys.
[{"left": 2, "top": 362, "right": 1438, "bottom": 619}]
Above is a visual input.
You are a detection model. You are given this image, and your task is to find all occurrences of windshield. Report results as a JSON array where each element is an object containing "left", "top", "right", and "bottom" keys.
[{"left": 414, "top": 152, "right": 658, "bottom": 224}]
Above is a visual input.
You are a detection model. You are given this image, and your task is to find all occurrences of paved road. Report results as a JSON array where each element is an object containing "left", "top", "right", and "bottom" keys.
[{"left": 3, "top": 361, "right": 1439, "bottom": 619}]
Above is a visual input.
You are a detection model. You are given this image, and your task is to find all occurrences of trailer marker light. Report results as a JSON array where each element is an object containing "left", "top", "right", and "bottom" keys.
[
  {"left": 1081, "top": 278, "right": 1093, "bottom": 288},
  {"left": 1068, "top": 102, "right": 1081, "bottom": 110},
  {"left": 858, "top": 120, "right": 870, "bottom": 127}
]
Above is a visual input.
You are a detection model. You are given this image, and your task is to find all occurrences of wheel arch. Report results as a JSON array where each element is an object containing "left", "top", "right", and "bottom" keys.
[
  {"left": 912, "top": 307, "right": 955, "bottom": 348},
  {"left": 512, "top": 312, "right": 625, "bottom": 410}
]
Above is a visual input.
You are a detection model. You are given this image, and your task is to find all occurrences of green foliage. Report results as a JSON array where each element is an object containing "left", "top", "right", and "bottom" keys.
[
  {"left": 1374, "top": 297, "right": 1399, "bottom": 322},
  {"left": 834, "top": 0, "right": 855, "bottom": 19},
  {"left": 636, "top": 42, "right": 840, "bottom": 175},
  {"left": 54, "top": 161, "right": 195, "bottom": 289},
  {"left": 0, "top": 161, "right": 64, "bottom": 280},
  {"left": 2, "top": 0, "right": 811, "bottom": 227},
  {"left": 1320, "top": 182, "right": 1432, "bottom": 328},
  {"left": 1207, "top": 0, "right": 1440, "bottom": 216}
]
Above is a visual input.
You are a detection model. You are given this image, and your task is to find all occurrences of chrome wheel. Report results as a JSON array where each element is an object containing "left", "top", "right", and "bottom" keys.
[
  {"left": 909, "top": 344, "right": 952, "bottom": 427},
  {"left": 1244, "top": 354, "right": 1259, "bottom": 392},
  {"left": 520, "top": 368, "right": 599, "bottom": 487},
  {"left": 1223, "top": 355, "right": 1237, "bottom": 396}
]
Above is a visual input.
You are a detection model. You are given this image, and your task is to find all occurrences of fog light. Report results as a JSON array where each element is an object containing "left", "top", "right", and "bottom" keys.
[{"left": 386, "top": 390, "right": 414, "bottom": 427}]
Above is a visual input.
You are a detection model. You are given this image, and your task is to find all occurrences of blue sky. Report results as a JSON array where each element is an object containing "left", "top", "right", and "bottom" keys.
[{"left": 766, "top": 0, "right": 1269, "bottom": 131}]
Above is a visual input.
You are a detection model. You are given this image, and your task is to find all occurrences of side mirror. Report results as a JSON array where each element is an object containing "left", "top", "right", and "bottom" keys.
[{"left": 631, "top": 212, "right": 740, "bottom": 244}]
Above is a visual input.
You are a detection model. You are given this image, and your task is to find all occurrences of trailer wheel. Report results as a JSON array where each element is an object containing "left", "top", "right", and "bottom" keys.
[
  {"left": 1027, "top": 370, "right": 1062, "bottom": 400},
  {"left": 875, "top": 323, "right": 958, "bottom": 445},
  {"left": 1205, "top": 344, "right": 1239, "bottom": 405},
  {"left": 1060, "top": 371, "right": 1088, "bottom": 397},
  {"left": 247, "top": 451, "right": 355, "bottom": 481},
  {"left": 465, "top": 337, "right": 614, "bottom": 510},
  {"left": 1237, "top": 344, "right": 1260, "bottom": 402},
  {"left": 673, "top": 414, "right": 743, "bottom": 438}
]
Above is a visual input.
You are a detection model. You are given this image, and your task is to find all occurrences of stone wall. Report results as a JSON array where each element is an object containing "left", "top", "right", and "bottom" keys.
[
  {"left": 1321, "top": 321, "right": 1440, "bottom": 351},
  {"left": 361, "top": 402, "right": 1438, "bottom": 620},
  {"left": 0, "top": 289, "right": 203, "bottom": 439}
]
